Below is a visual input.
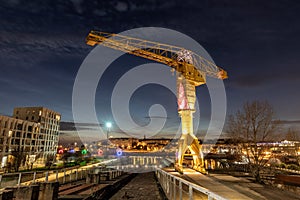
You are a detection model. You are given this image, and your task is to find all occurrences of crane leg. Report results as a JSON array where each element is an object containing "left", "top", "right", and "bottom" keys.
[
  {"left": 176, "top": 136, "right": 188, "bottom": 174},
  {"left": 175, "top": 76, "right": 206, "bottom": 174},
  {"left": 189, "top": 139, "right": 206, "bottom": 174}
]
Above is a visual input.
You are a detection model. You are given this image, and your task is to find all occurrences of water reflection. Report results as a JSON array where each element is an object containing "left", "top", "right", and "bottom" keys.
[{"left": 107, "top": 156, "right": 173, "bottom": 173}]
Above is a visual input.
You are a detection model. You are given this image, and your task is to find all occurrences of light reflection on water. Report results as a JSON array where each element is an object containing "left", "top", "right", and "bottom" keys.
[{"left": 106, "top": 156, "right": 174, "bottom": 173}]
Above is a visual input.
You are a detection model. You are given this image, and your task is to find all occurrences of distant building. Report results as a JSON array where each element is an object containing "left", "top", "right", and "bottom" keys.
[
  {"left": 108, "top": 138, "right": 139, "bottom": 150},
  {"left": 0, "top": 107, "right": 61, "bottom": 169},
  {"left": 108, "top": 137, "right": 171, "bottom": 151}
]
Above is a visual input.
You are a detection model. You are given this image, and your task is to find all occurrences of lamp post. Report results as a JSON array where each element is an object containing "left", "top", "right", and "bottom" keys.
[
  {"left": 105, "top": 122, "right": 112, "bottom": 155},
  {"left": 105, "top": 122, "right": 112, "bottom": 139}
]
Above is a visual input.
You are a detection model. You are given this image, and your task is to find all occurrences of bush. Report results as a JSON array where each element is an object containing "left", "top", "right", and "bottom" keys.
[
  {"left": 279, "top": 163, "right": 287, "bottom": 169},
  {"left": 79, "top": 161, "right": 87, "bottom": 166},
  {"left": 287, "top": 164, "right": 300, "bottom": 171}
]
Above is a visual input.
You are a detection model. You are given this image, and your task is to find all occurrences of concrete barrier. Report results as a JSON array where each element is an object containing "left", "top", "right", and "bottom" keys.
[
  {"left": 38, "top": 182, "right": 59, "bottom": 200},
  {"left": 0, "top": 189, "right": 13, "bottom": 200},
  {"left": 1, "top": 182, "right": 60, "bottom": 200},
  {"left": 6, "top": 185, "right": 39, "bottom": 200}
]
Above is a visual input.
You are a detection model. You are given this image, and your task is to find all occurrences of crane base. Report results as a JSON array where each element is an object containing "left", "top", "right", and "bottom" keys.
[
  {"left": 174, "top": 165, "right": 207, "bottom": 175},
  {"left": 193, "top": 166, "right": 208, "bottom": 175},
  {"left": 175, "top": 165, "right": 184, "bottom": 174}
]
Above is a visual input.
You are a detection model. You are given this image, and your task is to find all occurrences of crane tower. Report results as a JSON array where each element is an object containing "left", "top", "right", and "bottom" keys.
[{"left": 86, "top": 31, "right": 227, "bottom": 173}]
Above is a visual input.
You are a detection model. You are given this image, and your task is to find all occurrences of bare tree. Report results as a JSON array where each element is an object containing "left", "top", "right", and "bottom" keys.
[{"left": 227, "top": 100, "right": 278, "bottom": 182}]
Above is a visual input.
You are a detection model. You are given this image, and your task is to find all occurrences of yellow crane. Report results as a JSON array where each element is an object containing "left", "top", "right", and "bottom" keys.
[{"left": 86, "top": 31, "right": 227, "bottom": 174}]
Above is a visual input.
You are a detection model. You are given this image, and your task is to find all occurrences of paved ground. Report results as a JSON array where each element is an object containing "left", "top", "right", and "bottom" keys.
[
  {"left": 209, "top": 173, "right": 300, "bottom": 200},
  {"left": 168, "top": 168, "right": 300, "bottom": 200},
  {"left": 110, "top": 172, "right": 163, "bottom": 200}
]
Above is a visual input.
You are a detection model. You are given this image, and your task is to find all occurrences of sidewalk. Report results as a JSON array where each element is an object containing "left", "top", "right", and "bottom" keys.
[
  {"left": 179, "top": 168, "right": 252, "bottom": 200},
  {"left": 168, "top": 168, "right": 300, "bottom": 200}
]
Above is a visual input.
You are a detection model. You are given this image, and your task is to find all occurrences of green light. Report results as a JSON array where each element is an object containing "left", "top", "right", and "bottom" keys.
[{"left": 81, "top": 149, "right": 87, "bottom": 155}]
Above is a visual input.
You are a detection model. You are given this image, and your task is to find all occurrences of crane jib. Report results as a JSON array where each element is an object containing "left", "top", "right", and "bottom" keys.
[{"left": 86, "top": 31, "right": 228, "bottom": 83}]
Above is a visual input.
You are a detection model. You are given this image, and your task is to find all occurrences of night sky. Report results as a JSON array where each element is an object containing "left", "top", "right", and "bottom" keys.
[{"left": 1, "top": 0, "right": 300, "bottom": 139}]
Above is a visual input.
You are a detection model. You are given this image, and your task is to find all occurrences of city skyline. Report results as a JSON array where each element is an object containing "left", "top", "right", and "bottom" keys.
[{"left": 1, "top": 1, "right": 300, "bottom": 137}]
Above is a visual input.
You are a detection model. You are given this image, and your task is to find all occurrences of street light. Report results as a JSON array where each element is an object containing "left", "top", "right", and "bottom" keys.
[
  {"left": 105, "top": 122, "right": 112, "bottom": 155},
  {"left": 105, "top": 122, "right": 112, "bottom": 139}
]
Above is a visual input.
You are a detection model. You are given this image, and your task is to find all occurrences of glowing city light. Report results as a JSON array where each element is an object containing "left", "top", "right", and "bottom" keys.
[
  {"left": 106, "top": 122, "right": 112, "bottom": 128},
  {"left": 81, "top": 149, "right": 87, "bottom": 155},
  {"left": 68, "top": 149, "right": 75, "bottom": 153},
  {"left": 116, "top": 148, "right": 122, "bottom": 156}
]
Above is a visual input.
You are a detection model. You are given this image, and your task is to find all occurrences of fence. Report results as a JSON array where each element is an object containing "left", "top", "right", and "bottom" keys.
[
  {"left": 0, "top": 167, "right": 89, "bottom": 188},
  {"left": 274, "top": 167, "right": 300, "bottom": 174},
  {"left": 156, "top": 168, "right": 227, "bottom": 200},
  {"left": 0, "top": 158, "right": 120, "bottom": 188}
]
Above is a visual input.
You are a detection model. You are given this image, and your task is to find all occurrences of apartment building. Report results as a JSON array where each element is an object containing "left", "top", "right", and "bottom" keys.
[{"left": 0, "top": 107, "right": 61, "bottom": 168}]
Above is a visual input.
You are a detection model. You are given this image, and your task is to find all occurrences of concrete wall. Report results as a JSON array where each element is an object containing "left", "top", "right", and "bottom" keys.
[
  {"left": 38, "top": 182, "right": 59, "bottom": 200},
  {"left": 6, "top": 185, "right": 39, "bottom": 200},
  {"left": 0, "top": 190, "right": 13, "bottom": 200},
  {"left": 1, "top": 182, "right": 58, "bottom": 200}
]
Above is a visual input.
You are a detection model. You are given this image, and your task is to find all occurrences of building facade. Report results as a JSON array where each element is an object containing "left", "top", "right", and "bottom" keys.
[{"left": 0, "top": 107, "right": 60, "bottom": 169}]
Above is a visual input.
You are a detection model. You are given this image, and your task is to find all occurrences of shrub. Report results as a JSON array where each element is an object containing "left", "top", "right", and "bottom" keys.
[
  {"left": 287, "top": 164, "right": 300, "bottom": 171},
  {"left": 279, "top": 163, "right": 287, "bottom": 169}
]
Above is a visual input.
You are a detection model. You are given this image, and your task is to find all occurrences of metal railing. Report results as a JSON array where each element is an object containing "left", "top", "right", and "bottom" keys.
[
  {"left": 274, "top": 167, "right": 300, "bottom": 174},
  {"left": 0, "top": 159, "right": 120, "bottom": 188},
  {"left": 156, "top": 169, "right": 227, "bottom": 200},
  {"left": 0, "top": 167, "right": 90, "bottom": 188}
]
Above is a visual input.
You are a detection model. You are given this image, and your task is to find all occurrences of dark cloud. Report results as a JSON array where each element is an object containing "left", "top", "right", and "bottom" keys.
[
  {"left": 60, "top": 121, "right": 103, "bottom": 131},
  {"left": 279, "top": 120, "right": 300, "bottom": 125},
  {"left": 229, "top": 63, "right": 300, "bottom": 88}
]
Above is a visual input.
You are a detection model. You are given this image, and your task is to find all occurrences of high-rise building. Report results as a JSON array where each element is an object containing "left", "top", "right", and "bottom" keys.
[{"left": 0, "top": 107, "right": 61, "bottom": 169}]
